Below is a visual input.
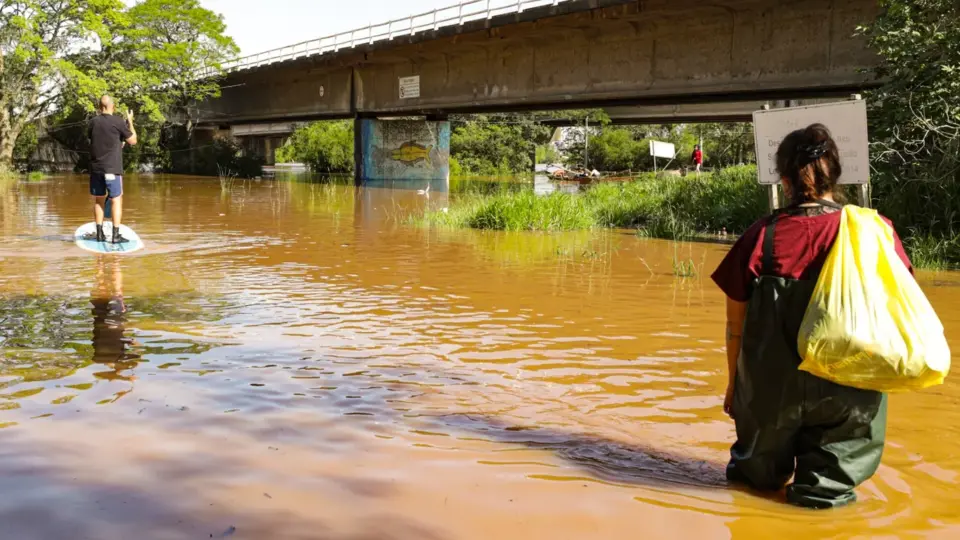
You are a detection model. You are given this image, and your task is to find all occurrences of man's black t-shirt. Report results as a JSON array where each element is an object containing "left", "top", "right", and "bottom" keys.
[{"left": 88, "top": 115, "right": 133, "bottom": 175}]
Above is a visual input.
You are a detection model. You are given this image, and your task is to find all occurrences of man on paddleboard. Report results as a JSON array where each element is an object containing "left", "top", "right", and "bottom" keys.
[{"left": 89, "top": 95, "right": 137, "bottom": 244}]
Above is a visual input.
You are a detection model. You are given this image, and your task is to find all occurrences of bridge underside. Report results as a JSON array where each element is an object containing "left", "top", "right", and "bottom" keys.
[{"left": 200, "top": 0, "right": 880, "bottom": 126}]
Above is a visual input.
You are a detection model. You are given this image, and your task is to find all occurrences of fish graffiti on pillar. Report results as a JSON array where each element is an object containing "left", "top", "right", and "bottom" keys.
[
  {"left": 391, "top": 142, "right": 433, "bottom": 165},
  {"left": 360, "top": 119, "right": 450, "bottom": 181}
]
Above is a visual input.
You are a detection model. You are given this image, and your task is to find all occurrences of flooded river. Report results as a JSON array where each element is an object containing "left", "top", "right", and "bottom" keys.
[{"left": 1, "top": 175, "right": 959, "bottom": 539}]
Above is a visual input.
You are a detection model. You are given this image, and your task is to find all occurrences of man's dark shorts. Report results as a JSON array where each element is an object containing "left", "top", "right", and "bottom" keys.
[{"left": 90, "top": 173, "right": 123, "bottom": 198}]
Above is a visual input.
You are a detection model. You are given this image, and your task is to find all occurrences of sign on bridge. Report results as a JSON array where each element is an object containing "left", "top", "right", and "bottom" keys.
[
  {"left": 399, "top": 76, "right": 421, "bottom": 99},
  {"left": 752, "top": 100, "right": 870, "bottom": 185}
]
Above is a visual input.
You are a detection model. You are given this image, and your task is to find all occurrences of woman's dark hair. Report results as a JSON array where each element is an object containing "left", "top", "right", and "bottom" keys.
[{"left": 775, "top": 123, "right": 842, "bottom": 204}]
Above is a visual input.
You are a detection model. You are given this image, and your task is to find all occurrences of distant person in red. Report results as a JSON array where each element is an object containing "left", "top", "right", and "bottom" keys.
[{"left": 691, "top": 144, "right": 703, "bottom": 173}]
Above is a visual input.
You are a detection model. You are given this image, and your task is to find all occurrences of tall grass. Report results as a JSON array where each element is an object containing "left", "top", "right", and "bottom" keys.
[
  {"left": 422, "top": 165, "right": 765, "bottom": 240},
  {"left": 423, "top": 190, "right": 594, "bottom": 231},
  {"left": 902, "top": 233, "right": 960, "bottom": 271},
  {"left": 217, "top": 165, "right": 239, "bottom": 193}
]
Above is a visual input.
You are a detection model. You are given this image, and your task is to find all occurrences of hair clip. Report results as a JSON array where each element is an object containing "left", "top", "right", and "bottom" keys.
[{"left": 799, "top": 142, "right": 828, "bottom": 161}]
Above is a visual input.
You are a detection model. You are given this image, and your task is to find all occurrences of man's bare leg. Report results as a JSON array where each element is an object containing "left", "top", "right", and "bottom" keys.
[
  {"left": 111, "top": 195, "right": 123, "bottom": 228},
  {"left": 93, "top": 196, "right": 108, "bottom": 241},
  {"left": 94, "top": 196, "right": 106, "bottom": 224},
  {"left": 109, "top": 195, "right": 129, "bottom": 244}
]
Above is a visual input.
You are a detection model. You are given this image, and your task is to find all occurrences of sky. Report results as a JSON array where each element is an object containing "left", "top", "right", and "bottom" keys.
[{"left": 199, "top": 0, "right": 466, "bottom": 56}]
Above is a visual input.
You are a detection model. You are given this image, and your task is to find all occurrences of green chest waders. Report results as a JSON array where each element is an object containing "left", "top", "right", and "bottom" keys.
[{"left": 727, "top": 202, "right": 887, "bottom": 509}]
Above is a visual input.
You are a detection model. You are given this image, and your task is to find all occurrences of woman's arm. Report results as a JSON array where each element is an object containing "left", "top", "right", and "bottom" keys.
[{"left": 724, "top": 296, "right": 748, "bottom": 417}]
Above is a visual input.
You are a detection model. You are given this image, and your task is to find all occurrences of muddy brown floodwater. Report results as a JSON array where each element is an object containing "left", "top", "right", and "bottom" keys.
[{"left": 1, "top": 175, "right": 959, "bottom": 540}]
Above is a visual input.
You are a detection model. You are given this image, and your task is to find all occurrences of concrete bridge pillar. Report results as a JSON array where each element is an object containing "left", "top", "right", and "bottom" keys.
[{"left": 353, "top": 118, "right": 451, "bottom": 185}]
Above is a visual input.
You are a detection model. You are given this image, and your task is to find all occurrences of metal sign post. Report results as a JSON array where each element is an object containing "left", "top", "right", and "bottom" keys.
[{"left": 857, "top": 182, "right": 870, "bottom": 209}]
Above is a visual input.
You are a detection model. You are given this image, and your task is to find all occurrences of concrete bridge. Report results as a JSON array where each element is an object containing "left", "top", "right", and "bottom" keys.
[{"left": 197, "top": 0, "right": 881, "bottom": 180}]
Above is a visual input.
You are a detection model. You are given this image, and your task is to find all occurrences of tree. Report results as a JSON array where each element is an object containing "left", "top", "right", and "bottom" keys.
[
  {"left": 587, "top": 128, "right": 644, "bottom": 171},
  {"left": 66, "top": 0, "right": 238, "bottom": 171},
  {"left": 450, "top": 122, "right": 536, "bottom": 176},
  {"left": 700, "top": 123, "right": 755, "bottom": 168},
  {"left": 7, "top": 0, "right": 238, "bottom": 173},
  {"left": 121, "top": 0, "right": 237, "bottom": 136},
  {"left": 858, "top": 0, "right": 960, "bottom": 241},
  {"left": 0, "top": 0, "right": 125, "bottom": 169},
  {"left": 276, "top": 120, "right": 355, "bottom": 173},
  {"left": 448, "top": 113, "right": 556, "bottom": 175}
]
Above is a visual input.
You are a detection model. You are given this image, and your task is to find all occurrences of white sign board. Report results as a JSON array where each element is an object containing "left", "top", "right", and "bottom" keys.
[
  {"left": 649, "top": 140, "right": 676, "bottom": 159},
  {"left": 753, "top": 100, "right": 869, "bottom": 185},
  {"left": 399, "top": 76, "right": 420, "bottom": 99}
]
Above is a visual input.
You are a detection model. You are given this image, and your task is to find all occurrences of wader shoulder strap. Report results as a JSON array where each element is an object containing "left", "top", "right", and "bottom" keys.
[
  {"left": 761, "top": 216, "right": 779, "bottom": 275},
  {"left": 815, "top": 198, "right": 844, "bottom": 210}
]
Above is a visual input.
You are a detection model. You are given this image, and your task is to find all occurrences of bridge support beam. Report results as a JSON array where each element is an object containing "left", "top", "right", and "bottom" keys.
[{"left": 353, "top": 118, "right": 451, "bottom": 186}]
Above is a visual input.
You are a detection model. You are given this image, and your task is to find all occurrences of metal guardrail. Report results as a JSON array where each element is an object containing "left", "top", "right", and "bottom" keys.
[{"left": 210, "top": 0, "right": 569, "bottom": 74}]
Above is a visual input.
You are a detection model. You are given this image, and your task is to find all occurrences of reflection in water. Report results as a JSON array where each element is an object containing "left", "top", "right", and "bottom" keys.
[
  {"left": 534, "top": 174, "right": 581, "bottom": 196},
  {"left": 0, "top": 174, "right": 958, "bottom": 539},
  {"left": 90, "top": 257, "right": 139, "bottom": 382}
]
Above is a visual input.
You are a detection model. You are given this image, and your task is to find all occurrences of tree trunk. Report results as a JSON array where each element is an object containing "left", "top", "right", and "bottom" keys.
[
  {"left": 0, "top": 121, "right": 19, "bottom": 170},
  {"left": 0, "top": 137, "right": 14, "bottom": 167}
]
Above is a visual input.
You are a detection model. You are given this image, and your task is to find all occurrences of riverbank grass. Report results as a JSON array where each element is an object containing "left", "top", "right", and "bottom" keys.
[
  {"left": 428, "top": 190, "right": 594, "bottom": 231},
  {"left": 423, "top": 165, "right": 765, "bottom": 240},
  {"left": 0, "top": 170, "right": 46, "bottom": 183},
  {"left": 902, "top": 234, "right": 960, "bottom": 271}
]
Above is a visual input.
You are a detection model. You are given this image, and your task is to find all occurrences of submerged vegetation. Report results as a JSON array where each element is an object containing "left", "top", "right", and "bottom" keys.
[
  {"left": 421, "top": 166, "right": 763, "bottom": 240},
  {"left": 0, "top": 170, "right": 45, "bottom": 183}
]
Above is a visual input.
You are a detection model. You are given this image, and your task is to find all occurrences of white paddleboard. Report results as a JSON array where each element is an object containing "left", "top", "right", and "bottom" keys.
[{"left": 74, "top": 222, "right": 145, "bottom": 254}]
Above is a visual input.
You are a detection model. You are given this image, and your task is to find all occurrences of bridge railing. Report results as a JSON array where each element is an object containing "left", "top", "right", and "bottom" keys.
[{"left": 207, "top": 0, "right": 568, "bottom": 75}]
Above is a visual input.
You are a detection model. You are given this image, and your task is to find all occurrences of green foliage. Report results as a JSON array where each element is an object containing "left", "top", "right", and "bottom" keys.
[
  {"left": 0, "top": 0, "right": 126, "bottom": 164},
  {"left": 587, "top": 165, "right": 764, "bottom": 235},
  {"left": 276, "top": 121, "right": 354, "bottom": 173},
  {"left": 450, "top": 121, "right": 539, "bottom": 176},
  {"left": 449, "top": 156, "right": 464, "bottom": 178},
  {"left": 535, "top": 144, "right": 560, "bottom": 165},
  {"left": 859, "top": 0, "right": 960, "bottom": 267},
  {"left": 423, "top": 165, "right": 764, "bottom": 237},
  {"left": 586, "top": 128, "right": 647, "bottom": 171},
  {"left": 13, "top": 123, "right": 39, "bottom": 161},
  {"left": 2, "top": 0, "right": 238, "bottom": 172},
  {"left": 425, "top": 190, "right": 594, "bottom": 231},
  {"left": 188, "top": 137, "right": 264, "bottom": 178},
  {"left": 26, "top": 171, "right": 45, "bottom": 182},
  {"left": 697, "top": 123, "right": 756, "bottom": 168},
  {"left": 672, "top": 256, "right": 699, "bottom": 278},
  {"left": 902, "top": 234, "right": 960, "bottom": 271},
  {"left": 121, "top": 0, "right": 237, "bottom": 126},
  {"left": 563, "top": 123, "right": 754, "bottom": 172}
]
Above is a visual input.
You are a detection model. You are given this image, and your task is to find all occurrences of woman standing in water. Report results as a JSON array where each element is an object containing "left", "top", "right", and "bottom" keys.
[{"left": 711, "top": 124, "right": 914, "bottom": 508}]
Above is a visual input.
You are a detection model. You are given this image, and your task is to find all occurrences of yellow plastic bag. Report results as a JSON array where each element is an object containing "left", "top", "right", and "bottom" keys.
[{"left": 798, "top": 206, "right": 951, "bottom": 392}]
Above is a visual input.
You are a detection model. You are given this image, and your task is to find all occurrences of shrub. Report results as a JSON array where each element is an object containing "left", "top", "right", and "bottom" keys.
[
  {"left": 276, "top": 120, "right": 354, "bottom": 173},
  {"left": 424, "top": 165, "right": 765, "bottom": 238}
]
